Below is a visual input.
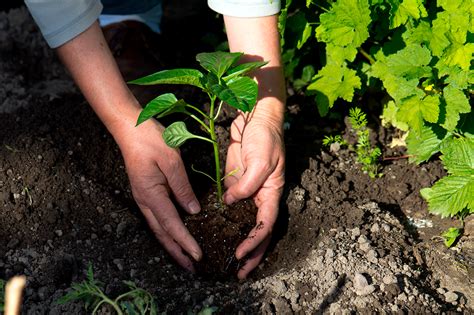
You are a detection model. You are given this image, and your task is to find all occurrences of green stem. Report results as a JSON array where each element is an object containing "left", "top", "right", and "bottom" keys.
[
  {"left": 185, "top": 104, "right": 209, "bottom": 120},
  {"left": 209, "top": 96, "right": 223, "bottom": 205},
  {"left": 92, "top": 295, "right": 123, "bottom": 315},
  {"left": 188, "top": 114, "right": 211, "bottom": 133},
  {"left": 214, "top": 100, "right": 224, "bottom": 120},
  {"left": 359, "top": 48, "right": 376, "bottom": 65}
]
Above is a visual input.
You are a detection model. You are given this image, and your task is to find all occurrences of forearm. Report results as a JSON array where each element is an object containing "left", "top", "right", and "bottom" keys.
[
  {"left": 55, "top": 21, "right": 140, "bottom": 147},
  {"left": 224, "top": 15, "right": 286, "bottom": 127}
]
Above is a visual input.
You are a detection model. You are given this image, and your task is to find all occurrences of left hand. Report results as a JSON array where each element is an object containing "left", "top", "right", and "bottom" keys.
[{"left": 224, "top": 111, "right": 285, "bottom": 279}]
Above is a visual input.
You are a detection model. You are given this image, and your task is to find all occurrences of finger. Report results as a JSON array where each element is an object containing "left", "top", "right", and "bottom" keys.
[
  {"left": 140, "top": 206, "right": 195, "bottom": 272},
  {"left": 224, "top": 160, "right": 273, "bottom": 204},
  {"left": 237, "top": 236, "right": 271, "bottom": 280},
  {"left": 164, "top": 157, "right": 201, "bottom": 215},
  {"left": 139, "top": 183, "right": 202, "bottom": 261},
  {"left": 236, "top": 190, "right": 280, "bottom": 259}
]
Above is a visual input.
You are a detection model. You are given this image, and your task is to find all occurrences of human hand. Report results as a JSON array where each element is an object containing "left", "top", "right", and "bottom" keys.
[
  {"left": 224, "top": 111, "right": 285, "bottom": 279},
  {"left": 117, "top": 118, "right": 202, "bottom": 271}
]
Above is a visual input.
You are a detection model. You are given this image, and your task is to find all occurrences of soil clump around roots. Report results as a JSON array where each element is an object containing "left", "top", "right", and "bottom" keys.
[{"left": 0, "top": 7, "right": 473, "bottom": 314}]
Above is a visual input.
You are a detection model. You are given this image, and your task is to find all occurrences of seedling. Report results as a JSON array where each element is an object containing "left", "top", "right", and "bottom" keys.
[
  {"left": 348, "top": 107, "right": 381, "bottom": 178},
  {"left": 130, "top": 52, "right": 266, "bottom": 205},
  {"left": 57, "top": 264, "right": 157, "bottom": 314},
  {"left": 322, "top": 134, "right": 347, "bottom": 147}
]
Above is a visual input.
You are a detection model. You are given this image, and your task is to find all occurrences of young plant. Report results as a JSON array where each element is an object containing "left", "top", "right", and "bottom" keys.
[
  {"left": 322, "top": 134, "right": 347, "bottom": 147},
  {"left": 348, "top": 107, "right": 381, "bottom": 178},
  {"left": 129, "top": 52, "right": 266, "bottom": 204},
  {"left": 57, "top": 264, "right": 157, "bottom": 314}
]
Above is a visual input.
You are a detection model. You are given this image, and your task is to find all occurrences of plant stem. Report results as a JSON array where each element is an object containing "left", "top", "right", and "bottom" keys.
[
  {"left": 358, "top": 48, "right": 376, "bottom": 64},
  {"left": 209, "top": 96, "right": 223, "bottom": 205}
]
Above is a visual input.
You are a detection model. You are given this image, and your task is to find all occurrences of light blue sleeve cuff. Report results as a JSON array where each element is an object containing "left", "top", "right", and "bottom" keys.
[
  {"left": 208, "top": 0, "right": 281, "bottom": 18},
  {"left": 25, "top": 0, "right": 103, "bottom": 48}
]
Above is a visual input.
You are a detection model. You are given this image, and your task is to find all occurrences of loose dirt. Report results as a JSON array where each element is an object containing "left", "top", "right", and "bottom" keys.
[{"left": 0, "top": 7, "right": 472, "bottom": 314}]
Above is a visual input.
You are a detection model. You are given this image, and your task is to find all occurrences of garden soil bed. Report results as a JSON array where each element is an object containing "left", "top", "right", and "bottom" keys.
[{"left": 1, "top": 7, "right": 473, "bottom": 314}]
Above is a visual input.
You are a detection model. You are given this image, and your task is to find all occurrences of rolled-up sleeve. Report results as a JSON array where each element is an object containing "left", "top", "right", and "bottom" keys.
[
  {"left": 208, "top": 0, "right": 280, "bottom": 17},
  {"left": 24, "top": 0, "right": 103, "bottom": 48}
]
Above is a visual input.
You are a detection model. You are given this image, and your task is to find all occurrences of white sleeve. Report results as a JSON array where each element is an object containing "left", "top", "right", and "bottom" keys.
[
  {"left": 24, "top": 0, "right": 103, "bottom": 48},
  {"left": 208, "top": 0, "right": 281, "bottom": 18}
]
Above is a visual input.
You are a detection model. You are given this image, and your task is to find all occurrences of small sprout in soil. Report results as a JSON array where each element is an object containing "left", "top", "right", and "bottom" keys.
[
  {"left": 348, "top": 107, "right": 382, "bottom": 178},
  {"left": 441, "top": 227, "right": 462, "bottom": 248},
  {"left": 129, "top": 52, "right": 266, "bottom": 205},
  {"left": 57, "top": 264, "right": 158, "bottom": 315},
  {"left": 322, "top": 134, "right": 347, "bottom": 147}
]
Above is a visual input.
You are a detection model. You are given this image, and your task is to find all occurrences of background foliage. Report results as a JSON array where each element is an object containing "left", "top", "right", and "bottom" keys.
[{"left": 279, "top": 0, "right": 473, "bottom": 221}]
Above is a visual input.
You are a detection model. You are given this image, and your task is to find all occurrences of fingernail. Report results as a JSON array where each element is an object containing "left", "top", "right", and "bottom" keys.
[
  {"left": 192, "top": 251, "right": 201, "bottom": 261},
  {"left": 188, "top": 201, "right": 201, "bottom": 214}
]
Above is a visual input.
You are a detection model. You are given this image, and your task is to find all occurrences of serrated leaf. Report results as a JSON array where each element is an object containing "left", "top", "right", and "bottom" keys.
[
  {"left": 196, "top": 52, "right": 242, "bottom": 78},
  {"left": 437, "top": 65, "right": 472, "bottom": 90},
  {"left": 441, "top": 137, "right": 474, "bottom": 176},
  {"left": 128, "top": 69, "right": 204, "bottom": 88},
  {"left": 163, "top": 121, "right": 209, "bottom": 148},
  {"left": 136, "top": 94, "right": 187, "bottom": 126},
  {"left": 316, "top": 0, "right": 371, "bottom": 53},
  {"left": 381, "top": 100, "right": 409, "bottom": 130},
  {"left": 307, "top": 63, "right": 361, "bottom": 116},
  {"left": 223, "top": 61, "right": 268, "bottom": 81},
  {"left": 441, "top": 86, "right": 471, "bottom": 131},
  {"left": 441, "top": 227, "right": 462, "bottom": 247},
  {"left": 406, "top": 124, "right": 450, "bottom": 163},
  {"left": 396, "top": 95, "right": 440, "bottom": 135},
  {"left": 387, "top": 0, "right": 427, "bottom": 29},
  {"left": 420, "top": 175, "right": 474, "bottom": 218},
  {"left": 208, "top": 75, "right": 258, "bottom": 112}
]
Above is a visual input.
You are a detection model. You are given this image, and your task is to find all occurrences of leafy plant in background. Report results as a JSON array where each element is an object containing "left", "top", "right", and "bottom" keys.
[
  {"left": 279, "top": 0, "right": 473, "bottom": 237},
  {"left": 348, "top": 108, "right": 382, "bottom": 178},
  {"left": 130, "top": 52, "right": 265, "bottom": 205},
  {"left": 57, "top": 264, "right": 157, "bottom": 314}
]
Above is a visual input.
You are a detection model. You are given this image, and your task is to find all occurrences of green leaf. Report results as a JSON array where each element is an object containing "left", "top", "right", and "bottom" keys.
[
  {"left": 316, "top": 0, "right": 371, "bottom": 52},
  {"left": 441, "top": 227, "right": 462, "bottom": 247},
  {"left": 163, "top": 121, "right": 211, "bottom": 148},
  {"left": 441, "top": 137, "right": 474, "bottom": 176},
  {"left": 396, "top": 95, "right": 440, "bottom": 135},
  {"left": 297, "top": 22, "right": 312, "bottom": 49},
  {"left": 128, "top": 69, "right": 204, "bottom": 89},
  {"left": 307, "top": 63, "right": 361, "bottom": 116},
  {"left": 406, "top": 124, "right": 450, "bottom": 164},
  {"left": 136, "top": 93, "right": 187, "bottom": 126},
  {"left": 441, "top": 86, "right": 471, "bottom": 131},
  {"left": 196, "top": 52, "right": 243, "bottom": 78},
  {"left": 223, "top": 61, "right": 268, "bottom": 80},
  {"left": 387, "top": 0, "right": 427, "bottom": 29},
  {"left": 381, "top": 100, "right": 409, "bottom": 130},
  {"left": 421, "top": 175, "right": 474, "bottom": 218},
  {"left": 208, "top": 75, "right": 258, "bottom": 113}
]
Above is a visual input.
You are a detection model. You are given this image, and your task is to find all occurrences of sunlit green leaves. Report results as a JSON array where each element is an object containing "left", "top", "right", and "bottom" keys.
[
  {"left": 128, "top": 69, "right": 204, "bottom": 88},
  {"left": 406, "top": 124, "right": 450, "bottom": 164},
  {"left": 307, "top": 63, "right": 361, "bottom": 116},
  {"left": 224, "top": 61, "right": 268, "bottom": 80},
  {"left": 442, "top": 86, "right": 471, "bottom": 131},
  {"left": 196, "top": 52, "right": 242, "bottom": 78},
  {"left": 163, "top": 121, "right": 212, "bottom": 148},
  {"left": 136, "top": 93, "right": 187, "bottom": 126},
  {"left": 421, "top": 137, "right": 474, "bottom": 218},
  {"left": 387, "top": 0, "right": 427, "bottom": 29}
]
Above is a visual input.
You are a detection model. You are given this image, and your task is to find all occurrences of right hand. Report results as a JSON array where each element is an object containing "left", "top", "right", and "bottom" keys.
[{"left": 117, "top": 118, "right": 202, "bottom": 271}]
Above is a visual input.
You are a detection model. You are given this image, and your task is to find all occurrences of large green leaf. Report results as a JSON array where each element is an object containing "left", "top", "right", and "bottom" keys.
[
  {"left": 128, "top": 69, "right": 204, "bottom": 89},
  {"left": 223, "top": 61, "right": 268, "bottom": 81},
  {"left": 208, "top": 74, "right": 258, "bottom": 113},
  {"left": 162, "top": 121, "right": 210, "bottom": 148},
  {"left": 441, "top": 85, "right": 471, "bottom": 131},
  {"left": 420, "top": 175, "right": 474, "bottom": 218},
  {"left": 136, "top": 93, "right": 186, "bottom": 126},
  {"left": 307, "top": 63, "right": 361, "bottom": 116},
  {"left": 441, "top": 137, "right": 474, "bottom": 176},
  {"left": 196, "top": 52, "right": 243, "bottom": 78},
  {"left": 396, "top": 95, "right": 440, "bottom": 135},
  {"left": 406, "top": 124, "right": 450, "bottom": 164}
]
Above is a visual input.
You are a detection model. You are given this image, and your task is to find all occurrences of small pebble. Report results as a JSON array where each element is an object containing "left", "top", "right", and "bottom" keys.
[
  {"left": 444, "top": 291, "right": 458, "bottom": 303},
  {"left": 54, "top": 230, "right": 63, "bottom": 237}
]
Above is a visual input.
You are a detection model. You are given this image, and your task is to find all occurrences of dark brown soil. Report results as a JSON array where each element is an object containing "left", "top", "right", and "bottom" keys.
[
  {"left": 0, "top": 6, "right": 473, "bottom": 314},
  {"left": 184, "top": 191, "right": 257, "bottom": 277}
]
